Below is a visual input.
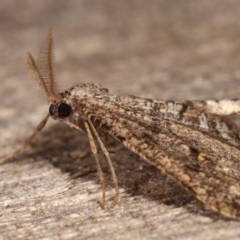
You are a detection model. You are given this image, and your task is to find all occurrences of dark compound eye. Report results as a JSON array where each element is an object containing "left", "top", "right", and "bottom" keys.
[
  {"left": 57, "top": 103, "right": 71, "bottom": 118},
  {"left": 49, "top": 104, "right": 55, "bottom": 116}
]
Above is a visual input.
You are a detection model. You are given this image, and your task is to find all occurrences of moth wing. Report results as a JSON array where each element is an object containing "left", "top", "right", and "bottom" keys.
[{"left": 83, "top": 100, "right": 240, "bottom": 220}]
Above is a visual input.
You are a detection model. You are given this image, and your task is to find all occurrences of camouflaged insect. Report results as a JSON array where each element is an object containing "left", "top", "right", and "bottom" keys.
[{"left": 2, "top": 29, "right": 240, "bottom": 220}]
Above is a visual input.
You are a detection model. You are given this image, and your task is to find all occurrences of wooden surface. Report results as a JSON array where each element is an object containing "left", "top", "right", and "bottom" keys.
[{"left": 1, "top": 0, "right": 240, "bottom": 239}]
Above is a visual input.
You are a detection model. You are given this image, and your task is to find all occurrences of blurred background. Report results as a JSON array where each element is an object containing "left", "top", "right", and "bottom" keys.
[
  {"left": 1, "top": 0, "right": 240, "bottom": 102},
  {"left": 1, "top": 1, "right": 240, "bottom": 239}
]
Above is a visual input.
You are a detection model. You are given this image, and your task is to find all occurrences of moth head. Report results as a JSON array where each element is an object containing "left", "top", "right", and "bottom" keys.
[
  {"left": 25, "top": 29, "right": 86, "bottom": 133},
  {"left": 49, "top": 101, "right": 72, "bottom": 120},
  {"left": 26, "top": 29, "right": 87, "bottom": 134}
]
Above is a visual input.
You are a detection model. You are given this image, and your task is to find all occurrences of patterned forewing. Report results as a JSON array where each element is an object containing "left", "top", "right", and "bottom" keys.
[{"left": 71, "top": 95, "right": 240, "bottom": 219}]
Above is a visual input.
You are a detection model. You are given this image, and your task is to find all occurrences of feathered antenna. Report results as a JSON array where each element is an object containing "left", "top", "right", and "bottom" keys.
[{"left": 26, "top": 28, "right": 61, "bottom": 102}]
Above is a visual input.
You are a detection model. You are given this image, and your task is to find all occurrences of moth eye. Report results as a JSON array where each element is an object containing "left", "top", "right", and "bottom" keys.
[
  {"left": 49, "top": 104, "right": 55, "bottom": 116},
  {"left": 57, "top": 103, "right": 71, "bottom": 118}
]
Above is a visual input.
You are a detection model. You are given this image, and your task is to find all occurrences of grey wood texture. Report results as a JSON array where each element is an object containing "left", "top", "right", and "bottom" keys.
[{"left": 1, "top": 0, "right": 240, "bottom": 239}]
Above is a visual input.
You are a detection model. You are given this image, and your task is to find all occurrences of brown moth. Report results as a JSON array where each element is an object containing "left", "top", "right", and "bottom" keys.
[{"left": 2, "top": 29, "right": 240, "bottom": 220}]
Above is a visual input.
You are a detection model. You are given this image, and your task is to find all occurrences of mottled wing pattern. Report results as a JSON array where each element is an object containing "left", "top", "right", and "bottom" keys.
[
  {"left": 63, "top": 85, "right": 240, "bottom": 219},
  {"left": 112, "top": 95, "right": 240, "bottom": 145}
]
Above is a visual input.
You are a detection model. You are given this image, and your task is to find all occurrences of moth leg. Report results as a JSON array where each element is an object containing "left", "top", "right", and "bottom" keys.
[
  {"left": 107, "top": 143, "right": 123, "bottom": 154},
  {"left": 0, "top": 114, "right": 49, "bottom": 164},
  {"left": 88, "top": 120, "right": 119, "bottom": 208},
  {"left": 84, "top": 121, "right": 106, "bottom": 208},
  {"left": 70, "top": 147, "right": 91, "bottom": 161},
  {"left": 71, "top": 166, "right": 97, "bottom": 179},
  {"left": 70, "top": 147, "right": 94, "bottom": 179},
  {"left": 77, "top": 147, "right": 91, "bottom": 158}
]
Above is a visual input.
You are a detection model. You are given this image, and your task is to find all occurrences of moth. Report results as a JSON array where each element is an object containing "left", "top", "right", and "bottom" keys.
[{"left": 2, "top": 29, "right": 240, "bottom": 220}]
